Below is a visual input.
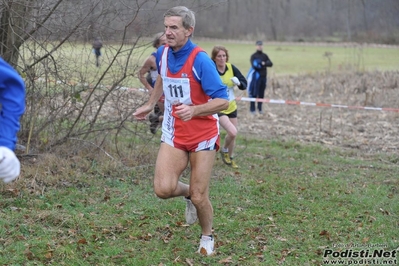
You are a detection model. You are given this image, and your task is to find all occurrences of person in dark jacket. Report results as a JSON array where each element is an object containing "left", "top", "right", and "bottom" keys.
[
  {"left": 248, "top": 40, "right": 273, "bottom": 115},
  {"left": 92, "top": 37, "right": 103, "bottom": 67}
]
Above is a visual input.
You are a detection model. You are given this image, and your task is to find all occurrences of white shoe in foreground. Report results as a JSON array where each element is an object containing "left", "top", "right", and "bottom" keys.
[
  {"left": 197, "top": 235, "right": 215, "bottom": 256},
  {"left": 184, "top": 197, "right": 197, "bottom": 224}
]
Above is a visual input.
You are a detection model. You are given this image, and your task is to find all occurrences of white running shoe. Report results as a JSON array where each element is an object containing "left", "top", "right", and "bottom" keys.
[
  {"left": 197, "top": 235, "right": 215, "bottom": 256},
  {"left": 184, "top": 197, "right": 197, "bottom": 224}
]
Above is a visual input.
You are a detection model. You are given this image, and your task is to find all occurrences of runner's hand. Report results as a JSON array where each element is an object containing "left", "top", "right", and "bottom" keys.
[
  {"left": 174, "top": 104, "right": 194, "bottom": 121},
  {"left": 0, "top": 146, "right": 21, "bottom": 183},
  {"left": 133, "top": 105, "right": 153, "bottom": 120},
  {"left": 231, "top": 77, "right": 240, "bottom": 86}
]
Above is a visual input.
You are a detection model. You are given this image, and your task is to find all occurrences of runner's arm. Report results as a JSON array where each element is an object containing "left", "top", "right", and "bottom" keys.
[{"left": 138, "top": 56, "right": 155, "bottom": 93}]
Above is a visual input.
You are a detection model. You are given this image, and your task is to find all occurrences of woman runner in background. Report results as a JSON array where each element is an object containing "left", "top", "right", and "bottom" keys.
[{"left": 211, "top": 46, "right": 247, "bottom": 169}]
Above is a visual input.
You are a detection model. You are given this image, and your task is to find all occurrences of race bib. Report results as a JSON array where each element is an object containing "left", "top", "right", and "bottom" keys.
[{"left": 163, "top": 77, "right": 192, "bottom": 105}]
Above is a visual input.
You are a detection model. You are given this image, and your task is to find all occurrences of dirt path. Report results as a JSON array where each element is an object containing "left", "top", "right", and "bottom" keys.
[{"left": 237, "top": 71, "right": 399, "bottom": 155}]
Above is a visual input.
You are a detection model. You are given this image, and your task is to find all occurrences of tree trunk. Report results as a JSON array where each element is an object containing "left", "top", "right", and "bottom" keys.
[
  {"left": 0, "top": 0, "right": 34, "bottom": 68},
  {"left": 346, "top": 0, "right": 352, "bottom": 41}
]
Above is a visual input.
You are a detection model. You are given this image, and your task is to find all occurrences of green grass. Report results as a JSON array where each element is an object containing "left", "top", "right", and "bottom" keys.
[
  {"left": 1, "top": 135, "right": 398, "bottom": 265},
  {"left": 197, "top": 41, "right": 399, "bottom": 76}
]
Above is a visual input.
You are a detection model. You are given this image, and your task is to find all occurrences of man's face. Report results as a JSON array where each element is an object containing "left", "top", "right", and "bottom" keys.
[
  {"left": 164, "top": 16, "right": 193, "bottom": 51},
  {"left": 256, "top": 44, "right": 263, "bottom": 51}
]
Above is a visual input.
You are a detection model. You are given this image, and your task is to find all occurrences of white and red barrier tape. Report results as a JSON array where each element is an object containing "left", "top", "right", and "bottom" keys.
[{"left": 236, "top": 97, "right": 399, "bottom": 113}]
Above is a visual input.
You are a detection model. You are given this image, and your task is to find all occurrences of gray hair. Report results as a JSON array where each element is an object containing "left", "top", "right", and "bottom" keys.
[{"left": 164, "top": 6, "right": 196, "bottom": 30}]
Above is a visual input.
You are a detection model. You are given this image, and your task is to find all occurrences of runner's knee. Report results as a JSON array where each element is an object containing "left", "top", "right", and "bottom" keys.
[
  {"left": 153, "top": 181, "right": 176, "bottom": 199},
  {"left": 189, "top": 190, "right": 209, "bottom": 205},
  {"left": 154, "top": 186, "right": 173, "bottom": 199}
]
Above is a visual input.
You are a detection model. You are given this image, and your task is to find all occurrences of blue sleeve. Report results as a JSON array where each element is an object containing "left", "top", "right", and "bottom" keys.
[
  {"left": 193, "top": 52, "right": 228, "bottom": 100},
  {"left": 0, "top": 59, "right": 26, "bottom": 150},
  {"left": 155, "top": 45, "right": 165, "bottom": 75}
]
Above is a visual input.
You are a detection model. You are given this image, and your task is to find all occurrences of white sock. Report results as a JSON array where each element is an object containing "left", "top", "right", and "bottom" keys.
[{"left": 201, "top": 235, "right": 213, "bottom": 240}]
